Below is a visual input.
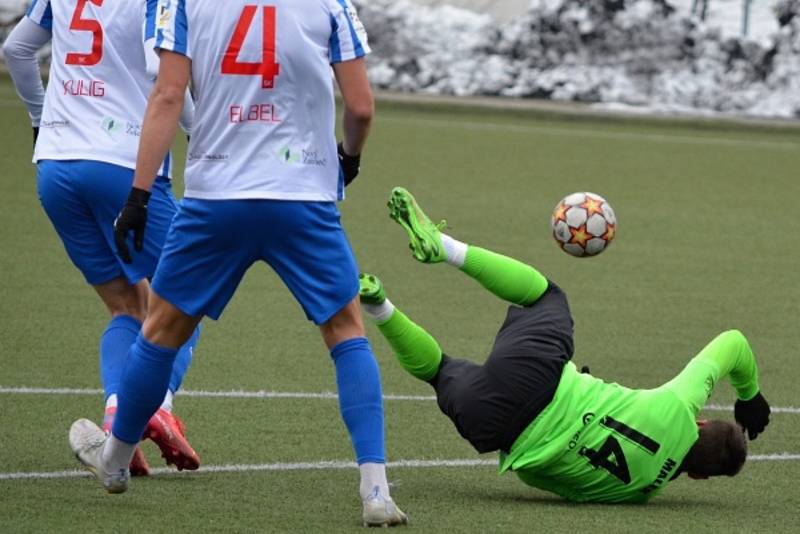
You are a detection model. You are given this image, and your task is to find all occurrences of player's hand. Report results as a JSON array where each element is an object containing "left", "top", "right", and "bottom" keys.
[
  {"left": 734, "top": 391, "right": 770, "bottom": 440},
  {"left": 33, "top": 127, "right": 39, "bottom": 148},
  {"left": 114, "top": 187, "right": 151, "bottom": 264},
  {"left": 338, "top": 142, "right": 361, "bottom": 186}
]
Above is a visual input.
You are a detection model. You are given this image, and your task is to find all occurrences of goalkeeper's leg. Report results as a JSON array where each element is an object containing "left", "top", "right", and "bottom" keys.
[
  {"left": 388, "top": 187, "right": 549, "bottom": 306},
  {"left": 359, "top": 274, "right": 443, "bottom": 381}
]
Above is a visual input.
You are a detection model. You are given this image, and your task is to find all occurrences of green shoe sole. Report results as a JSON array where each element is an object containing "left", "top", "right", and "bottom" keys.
[
  {"left": 358, "top": 273, "right": 386, "bottom": 306},
  {"left": 387, "top": 187, "right": 446, "bottom": 263}
]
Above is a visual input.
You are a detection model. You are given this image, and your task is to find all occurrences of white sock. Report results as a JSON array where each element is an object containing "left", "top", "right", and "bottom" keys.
[
  {"left": 441, "top": 234, "right": 468, "bottom": 268},
  {"left": 102, "top": 434, "right": 136, "bottom": 474},
  {"left": 359, "top": 462, "right": 391, "bottom": 500},
  {"left": 160, "top": 390, "right": 174, "bottom": 413},
  {"left": 362, "top": 298, "right": 396, "bottom": 324},
  {"left": 105, "top": 394, "right": 118, "bottom": 411}
]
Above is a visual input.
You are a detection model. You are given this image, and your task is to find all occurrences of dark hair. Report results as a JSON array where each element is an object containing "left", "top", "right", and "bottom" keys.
[{"left": 684, "top": 420, "right": 747, "bottom": 477}]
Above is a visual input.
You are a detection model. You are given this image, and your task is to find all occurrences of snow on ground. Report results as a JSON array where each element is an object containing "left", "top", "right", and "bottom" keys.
[{"left": 1, "top": 0, "right": 798, "bottom": 119}]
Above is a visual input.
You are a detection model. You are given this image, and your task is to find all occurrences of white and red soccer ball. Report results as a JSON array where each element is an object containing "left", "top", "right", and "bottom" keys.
[{"left": 551, "top": 192, "right": 616, "bottom": 257}]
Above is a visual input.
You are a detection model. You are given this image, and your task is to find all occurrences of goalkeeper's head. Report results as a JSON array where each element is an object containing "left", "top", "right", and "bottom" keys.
[{"left": 682, "top": 419, "right": 747, "bottom": 479}]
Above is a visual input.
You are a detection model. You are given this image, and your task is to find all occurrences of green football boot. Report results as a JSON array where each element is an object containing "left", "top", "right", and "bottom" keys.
[
  {"left": 359, "top": 273, "right": 386, "bottom": 306},
  {"left": 387, "top": 187, "right": 447, "bottom": 263}
]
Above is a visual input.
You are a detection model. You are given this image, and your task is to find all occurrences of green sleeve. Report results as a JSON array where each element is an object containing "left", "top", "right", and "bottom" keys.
[{"left": 662, "top": 330, "right": 760, "bottom": 415}]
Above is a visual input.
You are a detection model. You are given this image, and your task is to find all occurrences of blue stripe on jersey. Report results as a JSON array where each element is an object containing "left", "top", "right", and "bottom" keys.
[
  {"left": 329, "top": 15, "right": 342, "bottom": 64},
  {"left": 27, "top": 0, "right": 53, "bottom": 32},
  {"left": 145, "top": 0, "right": 158, "bottom": 40},
  {"left": 335, "top": 0, "right": 365, "bottom": 58},
  {"left": 173, "top": 0, "right": 189, "bottom": 56}
]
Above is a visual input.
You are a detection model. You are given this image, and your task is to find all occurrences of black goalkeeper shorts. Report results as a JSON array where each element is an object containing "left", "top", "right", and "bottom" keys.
[{"left": 430, "top": 282, "right": 574, "bottom": 454}]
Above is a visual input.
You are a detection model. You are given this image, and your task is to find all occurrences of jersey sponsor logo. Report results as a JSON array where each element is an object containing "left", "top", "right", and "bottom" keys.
[
  {"left": 640, "top": 457, "right": 677, "bottom": 495},
  {"left": 277, "top": 146, "right": 328, "bottom": 167},
  {"left": 41, "top": 119, "right": 71, "bottom": 129},
  {"left": 229, "top": 104, "right": 282, "bottom": 124},
  {"left": 100, "top": 116, "right": 123, "bottom": 136},
  {"left": 62, "top": 79, "right": 105, "bottom": 98},
  {"left": 158, "top": 0, "right": 173, "bottom": 29},
  {"left": 188, "top": 152, "right": 230, "bottom": 163},
  {"left": 568, "top": 413, "right": 595, "bottom": 450}
]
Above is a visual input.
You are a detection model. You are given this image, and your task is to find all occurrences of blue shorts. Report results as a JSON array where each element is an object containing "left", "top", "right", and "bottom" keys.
[
  {"left": 37, "top": 160, "right": 177, "bottom": 285},
  {"left": 151, "top": 199, "right": 360, "bottom": 325}
]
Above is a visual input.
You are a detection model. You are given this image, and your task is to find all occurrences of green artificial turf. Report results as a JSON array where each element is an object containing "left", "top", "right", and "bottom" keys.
[{"left": 1, "top": 81, "right": 798, "bottom": 532}]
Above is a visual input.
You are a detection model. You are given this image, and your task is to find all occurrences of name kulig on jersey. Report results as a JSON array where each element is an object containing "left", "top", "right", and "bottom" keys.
[
  {"left": 28, "top": 0, "right": 172, "bottom": 176},
  {"left": 155, "top": 0, "right": 370, "bottom": 201}
]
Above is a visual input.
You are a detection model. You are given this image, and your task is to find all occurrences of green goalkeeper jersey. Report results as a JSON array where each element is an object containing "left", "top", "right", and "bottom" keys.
[{"left": 498, "top": 330, "right": 760, "bottom": 503}]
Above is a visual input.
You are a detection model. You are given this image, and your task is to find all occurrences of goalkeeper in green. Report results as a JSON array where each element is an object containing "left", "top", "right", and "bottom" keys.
[{"left": 359, "top": 187, "right": 771, "bottom": 504}]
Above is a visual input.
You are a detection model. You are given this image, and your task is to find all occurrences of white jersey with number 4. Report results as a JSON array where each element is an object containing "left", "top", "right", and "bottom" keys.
[
  {"left": 28, "top": 0, "right": 172, "bottom": 176},
  {"left": 155, "top": 0, "right": 370, "bottom": 201}
]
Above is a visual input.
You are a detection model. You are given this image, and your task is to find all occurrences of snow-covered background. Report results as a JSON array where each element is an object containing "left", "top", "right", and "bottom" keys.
[{"left": 2, "top": 0, "right": 800, "bottom": 119}]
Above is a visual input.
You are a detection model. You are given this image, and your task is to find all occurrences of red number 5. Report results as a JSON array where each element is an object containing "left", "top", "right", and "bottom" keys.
[
  {"left": 65, "top": 0, "right": 104, "bottom": 66},
  {"left": 221, "top": 5, "right": 280, "bottom": 89}
]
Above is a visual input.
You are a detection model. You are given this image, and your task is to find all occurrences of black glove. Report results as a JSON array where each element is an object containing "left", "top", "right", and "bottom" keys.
[
  {"left": 337, "top": 142, "right": 361, "bottom": 187},
  {"left": 580, "top": 365, "right": 591, "bottom": 374},
  {"left": 734, "top": 391, "right": 770, "bottom": 440},
  {"left": 113, "top": 187, "right": 151, "bottom": 264},
  {"left": 33, "top": 127, "right": 39, "bottom": 148}
]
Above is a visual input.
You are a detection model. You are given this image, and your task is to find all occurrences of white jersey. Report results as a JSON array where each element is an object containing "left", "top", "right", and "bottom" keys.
[
  {"left": 28, "top": 0, "right": 172, "bottom": 176},
  {"left": 155, "top": 0, "right": 370, "bottom": 201}
]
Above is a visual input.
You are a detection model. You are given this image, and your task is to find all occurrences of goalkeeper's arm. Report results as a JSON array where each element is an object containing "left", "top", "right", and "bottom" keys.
[{"left": 663, "top": 330, "right": 769, "bottom": 439}]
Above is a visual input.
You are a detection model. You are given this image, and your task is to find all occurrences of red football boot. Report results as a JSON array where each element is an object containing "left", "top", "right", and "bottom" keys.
[
  {"left": 144, "top": 408, "right": 200, "bottom": 471},
  {"left": 102, "top": 407, "right": 151, "bottom": 476}
]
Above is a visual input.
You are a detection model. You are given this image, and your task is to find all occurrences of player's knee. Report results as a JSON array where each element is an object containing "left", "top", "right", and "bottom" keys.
[
  {"left": 319, "top": 298, "right": 366, "bottom": 348},
  {"left": 99, "top": 281, "right": 148, "bottom": 322}
]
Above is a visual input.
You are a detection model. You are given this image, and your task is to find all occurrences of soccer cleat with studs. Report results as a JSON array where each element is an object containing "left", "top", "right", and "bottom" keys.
[
  {"left": 69, "top": 418, "right": 129, "bottom": 494},
  {"left": 144, "top": 408, "right": 200, "bottom": 471},
  {"left": 387, "top": 187, "right": 448, "bottom": 264},
  {"left": 362, "top": 488, "right": 409, "bottom": 528}
]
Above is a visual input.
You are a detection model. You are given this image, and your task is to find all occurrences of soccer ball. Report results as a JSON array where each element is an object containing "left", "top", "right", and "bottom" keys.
[{"left": 551, "top": 192, "right": 616, "bottom": 257}]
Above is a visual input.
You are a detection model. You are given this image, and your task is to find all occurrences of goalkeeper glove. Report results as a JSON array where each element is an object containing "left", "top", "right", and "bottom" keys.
[
  {"left": 338, "top": 142, "right": 361, "bottom": 186},
  {"left": 114, "top": 187, "right": 151, "bottom": 264},
  {"left": 734, "top": 391, "right": 770, "bottom": 440}
]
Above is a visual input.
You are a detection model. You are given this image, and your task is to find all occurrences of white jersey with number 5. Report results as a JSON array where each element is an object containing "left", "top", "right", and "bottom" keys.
[
  {"left": 28, "top": 0, "right": 172, "bottom": 176},
  {"left": 155, "top": 0, "right": 370, "bottom": 201}
]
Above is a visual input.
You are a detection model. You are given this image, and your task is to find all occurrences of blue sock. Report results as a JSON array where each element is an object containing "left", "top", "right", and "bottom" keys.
[
  {"left": 169, "top": 325, "right": 200, "bottom": 393},
  {"left": 99, "top": 315, "right": 141, "bottom": 400},
  {"left": 112, "top": 334, "right": 178, "bottom": 444},
  {"left": 331, "top": 337, "right": 385, "bottom": 465}
]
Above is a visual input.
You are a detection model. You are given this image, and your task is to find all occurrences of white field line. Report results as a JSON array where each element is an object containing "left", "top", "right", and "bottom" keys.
[
  {"left": 380, "top": 115, "right": 800, "bottom": 150},
  {"left": 2, "top": 455, "right": 799, "bottom": 482},
  {"left": 1, "top": 386, "right": 798, "bottom": 414}
]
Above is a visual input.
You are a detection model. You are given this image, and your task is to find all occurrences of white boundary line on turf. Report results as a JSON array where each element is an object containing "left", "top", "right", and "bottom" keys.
[
  {"left": 1, "top": 386, "right": 798, "bottom": 414},
  {"left": 381, "top": 116, "right": 800, "bottom": 150},
  {"left": 2, "top": 454, "right": 799, "bottom": 481}
]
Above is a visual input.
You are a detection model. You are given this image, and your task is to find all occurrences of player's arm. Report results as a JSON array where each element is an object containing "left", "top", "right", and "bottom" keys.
[
  {"left": 2, "top": 16, "right": 52, "bottom": 146},
  {"left": 330, "top": 0, "right": 372, "bottom": 186},
  {"left": 663, "top": 330, "right": 770, "bottom": 439},
  {"left": 113, "top": 51, "right": 190, "bottom": 263},
  {"left": 142, "top": 0, "right": 194, "bottom": 134}
]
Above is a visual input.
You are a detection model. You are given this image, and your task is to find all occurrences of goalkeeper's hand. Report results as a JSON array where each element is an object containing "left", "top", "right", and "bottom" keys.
[
  {"left": 734, "top": 391, "right": 771, "bottom": 440},
  {"left": 338, "top": 142, "right": 361, "bottom": 187},
  {"left": 114, "top": 187, "right": 151, "bottom": 264}
]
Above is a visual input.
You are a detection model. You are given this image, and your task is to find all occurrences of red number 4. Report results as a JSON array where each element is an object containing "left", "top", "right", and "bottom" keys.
[
  {"left": 221, "top": 5, "right": 280, "bottom": 89},
  {"left": 66, "top": 0, "right": 104, "bottom": 66}
]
